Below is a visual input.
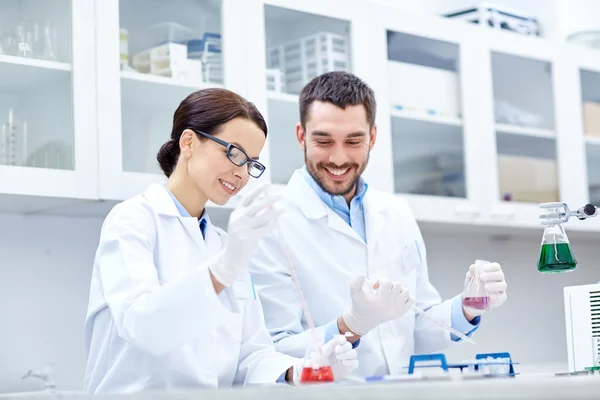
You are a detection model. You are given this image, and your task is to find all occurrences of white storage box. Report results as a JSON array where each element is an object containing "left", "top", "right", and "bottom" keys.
[
  {"left": 443, "top": 2, "right": 540, "bottom": 36},
  {"left": 132, "top": 42, "right": 188, "bottom": 77},
  {"left": 267, "top": 32, "right": 350, "bottom": 94},
  {"left": 387, "top": 60, "right": 461, "bottom": 118}
]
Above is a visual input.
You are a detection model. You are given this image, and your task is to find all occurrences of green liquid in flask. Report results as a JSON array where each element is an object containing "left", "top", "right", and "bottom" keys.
[{"left": 537, "top": 243, "right": 577, "bottom": 273}]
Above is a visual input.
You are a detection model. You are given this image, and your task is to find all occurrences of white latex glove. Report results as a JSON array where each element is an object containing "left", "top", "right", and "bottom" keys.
[
  {"left": 463, "top": 262, "right": 507, "bottom": 317},
  {"left": 342, "top": 274, "right": 415, "bottom": 336},
  {"left": 208, "top": 184, "right": 284, "bottom": 287},
  {"left": 293, "top": 335, "right": 359, "bottom": 384}
]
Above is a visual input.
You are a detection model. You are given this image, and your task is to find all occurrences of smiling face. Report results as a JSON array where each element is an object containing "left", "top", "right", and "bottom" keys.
[
  {"left": 183, "top": 117, "right": 266, "bottom": 206},
  {"left": 297, "top": 101, "right": 376, "bottom": 202}
]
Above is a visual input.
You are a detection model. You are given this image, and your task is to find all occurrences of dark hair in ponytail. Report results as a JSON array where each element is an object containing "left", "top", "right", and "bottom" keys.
[{"left": 157, "top": 88, "right": 268, "bottom": 177}]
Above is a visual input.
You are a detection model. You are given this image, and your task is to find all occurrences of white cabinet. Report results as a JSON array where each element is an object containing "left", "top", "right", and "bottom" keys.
[
  {"left": 0, "top": 0, "right": 97, "bottom": 213},
  {"left": 0, "top": 0, "right": 598, "bottom": 233}
]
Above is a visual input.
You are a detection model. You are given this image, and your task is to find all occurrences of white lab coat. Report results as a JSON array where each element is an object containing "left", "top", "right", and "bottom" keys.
[
  {"left": 84, "top": 183, "right": 297, "bottom": 393},
  {"left": 250, "top": 170, "right": 462, "bottom": 379}
]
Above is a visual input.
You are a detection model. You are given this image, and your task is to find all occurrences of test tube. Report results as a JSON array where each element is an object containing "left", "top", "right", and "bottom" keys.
[{"left": 21, "top": 120, "right": 27, "bottom": 166}]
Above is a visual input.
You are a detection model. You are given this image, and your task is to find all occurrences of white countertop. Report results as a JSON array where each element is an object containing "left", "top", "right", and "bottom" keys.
[{"left": 3, "top": 374, "right": 600, "bottom": 400}]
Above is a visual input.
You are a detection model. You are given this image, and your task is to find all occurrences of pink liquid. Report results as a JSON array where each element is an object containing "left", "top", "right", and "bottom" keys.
[
  {"left": 300, "top": 366, "right": 334, "bottom": 383},
  {"left": 462, "top": 296, "right": 490, "bottom": 310}
]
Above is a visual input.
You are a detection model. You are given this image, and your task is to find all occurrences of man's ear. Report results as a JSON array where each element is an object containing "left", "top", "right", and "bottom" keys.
[{"left": 296, "top": 123, "right": 306, "bottom": 151}]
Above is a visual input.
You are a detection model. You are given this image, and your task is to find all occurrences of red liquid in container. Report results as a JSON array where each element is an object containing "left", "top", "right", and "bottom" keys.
[
  {"left": 300, "top": 366, "right": 334, "bottom": 383},
  {"left": 462, "top": 296, "right": 490, "bottom": 310}
]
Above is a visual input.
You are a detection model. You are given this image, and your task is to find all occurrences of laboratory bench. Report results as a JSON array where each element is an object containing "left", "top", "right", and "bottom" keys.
[{"left": 3, "top": 375, "right": 600, "bottom": 400}]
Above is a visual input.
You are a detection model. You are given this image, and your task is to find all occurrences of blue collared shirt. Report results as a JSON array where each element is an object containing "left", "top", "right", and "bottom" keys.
[
  {"left": 300, "top": 167, "right": 368, "bottom": 242},
  {"left": 163, "top": 186, "right": 208, "bottom": 238},
  {"left": 300, "top": 168, "right": 479, "bottom": 342}
]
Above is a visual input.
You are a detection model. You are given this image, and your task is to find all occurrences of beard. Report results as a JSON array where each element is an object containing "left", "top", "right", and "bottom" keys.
[{"left": 304, "top": 148, "right": 369, "bottom": 197}]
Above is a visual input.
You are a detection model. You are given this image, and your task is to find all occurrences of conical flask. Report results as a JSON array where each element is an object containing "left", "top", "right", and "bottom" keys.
[
  {"left": 537, "top": 223, "right": 577, "bottom": 273},
  {"left": 462, "top": 260, "right": 492, "bottom": 312},
  {"left": 299, "top": 329, "right": 334, "bottom": 383}
]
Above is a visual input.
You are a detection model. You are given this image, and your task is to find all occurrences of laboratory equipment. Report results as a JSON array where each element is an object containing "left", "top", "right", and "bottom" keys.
[
  {"left": 538, "top": 223, "right": 577, "bottom": 273},
  {"left": 16, "top": 21, "right": 33, "bottom": 57},
  {"left": 411, "top": 305, "right": 476, "bottom": 345},
  {"left": 22, "top": 120, "right": 28, "bottom": 166},
  {"left": 5, "top": 108, "right": 16, "bottom": 166},
  {"left": 563, "top": 283, "right": 600, "bottom": 373},
  {"left": 22, "top": 362, "right": 56, "bottom": 392},
  {"left": 537, "top": 202, "right": 598, "bottom": 273},
  {"left": 42, "top": 21, "right": 57, "bottom": 60},
  {"left": 462, "top": 260, "right": 491, "bottom": 311},
  {"left": 443, "top": 2, "right": 540, "bottom": 36},
  {"left": 366, "top": 279, "right": 476, "bottom": 344},
  {"left": 399, "top": 352, "right": 518, "bottom": 378},
  {"left": 539, "top": 202, "right": 598, "bottom": 225}
]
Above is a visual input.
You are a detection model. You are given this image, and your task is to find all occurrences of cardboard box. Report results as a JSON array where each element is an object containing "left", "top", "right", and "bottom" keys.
[
  {"left": 498, "top": 155, "right": 559, "bottom": 203},
  {"left": 583, "top": 102, "right": 600, "bottom": 137}
]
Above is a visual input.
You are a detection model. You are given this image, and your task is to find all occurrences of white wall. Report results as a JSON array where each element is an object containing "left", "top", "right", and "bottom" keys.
[
  {"left": 0, "top": 214, "right": 104, "bottom": 394},
  {"left": 1, "top": 211, "right": 599, "bottom": 393}
]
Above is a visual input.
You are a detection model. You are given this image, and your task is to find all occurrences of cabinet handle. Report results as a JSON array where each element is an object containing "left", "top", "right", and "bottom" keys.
[
  {"left": 454, "top": 205, "right": 480, "bottom": 218},
  {"left": 491, "top": 210, "right": 515, "bottom": 220}
]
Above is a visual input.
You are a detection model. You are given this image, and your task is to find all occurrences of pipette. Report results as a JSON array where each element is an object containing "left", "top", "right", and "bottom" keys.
[
  {"left": 411, "top": 305, "right": 475, "bottom": 344},
  {"left": 365, "top": 279, "right": 475, "bottom": 344}
]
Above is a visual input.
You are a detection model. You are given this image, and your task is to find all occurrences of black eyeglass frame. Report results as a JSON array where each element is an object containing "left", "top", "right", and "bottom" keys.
[{"left": 192, "top": 129, "right": 266, "bottom": 178}]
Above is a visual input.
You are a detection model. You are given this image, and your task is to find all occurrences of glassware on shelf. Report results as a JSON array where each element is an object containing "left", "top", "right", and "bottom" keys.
[
  {"left": 16, "top": 21, "right": 33, "bottom": 58},
  {"left": 0, "top": 20, "right": 58, "bottom": 60},
  {"left": 42, "top": 21, "right": 57, "bottom": 60},
  {"left": 1, "top": 31, "right": 18, "bottom": 56}
]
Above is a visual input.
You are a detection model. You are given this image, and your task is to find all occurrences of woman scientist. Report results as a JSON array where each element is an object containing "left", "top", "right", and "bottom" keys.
[{"left": 83, "top": 88, "right": 358, "bottom": 393}]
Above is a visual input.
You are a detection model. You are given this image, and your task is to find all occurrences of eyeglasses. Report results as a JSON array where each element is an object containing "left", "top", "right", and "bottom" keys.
[{"left": 192, "top": 129, "right": 266, "bottom": 178}]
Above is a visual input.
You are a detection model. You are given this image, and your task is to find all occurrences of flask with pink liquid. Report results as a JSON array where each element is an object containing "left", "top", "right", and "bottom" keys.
[{"left": 462, "top": 259, "right": 491, "bottom": 312}]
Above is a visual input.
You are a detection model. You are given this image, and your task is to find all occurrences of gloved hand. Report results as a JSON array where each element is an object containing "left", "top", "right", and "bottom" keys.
[
  {"left": 293, "top": 334, "right": 359, "bottom": 384},
  {"left": 462, "top": 262, "right": 507, "bottom": 317},
  {"left": 342, "top": 274, "right": 415, "bottom": 336},
  {"left": 209, "top": 184, "right": 284, "bottom": 287}
]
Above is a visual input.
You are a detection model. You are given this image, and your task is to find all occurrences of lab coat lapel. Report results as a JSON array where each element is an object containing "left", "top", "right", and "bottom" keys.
[
  {"left": 286, "top": 170, "right": 364, "bottom": 244},
  {"left": 363, "top": 191, "right": 386, "bottom": 256},
  {"left": 143, "top": 183, "right": 207, "bottom": 252},
  {"left": 203, "top": 217, "right": 224, "bottom": 254},
  {"left": 325, "top": 208, "right": 364, "bottom": 243},
  {"left": 179, "top": 217, "right": 208, "bottom": 253}
]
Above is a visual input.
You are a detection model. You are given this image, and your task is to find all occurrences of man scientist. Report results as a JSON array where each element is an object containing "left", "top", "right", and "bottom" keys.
[{"left": 249, "top": 71, "right": 508, "bottom": 378}]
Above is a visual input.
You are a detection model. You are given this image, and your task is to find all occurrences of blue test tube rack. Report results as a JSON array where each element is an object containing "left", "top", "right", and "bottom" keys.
[{"left": 406, "top": 352, "right": 518, "bottom": 376}]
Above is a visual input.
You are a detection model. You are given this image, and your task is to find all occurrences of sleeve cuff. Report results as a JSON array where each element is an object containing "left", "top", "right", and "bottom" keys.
[
  {"left": 323, "top": 319, "right": 361, "bottom": 349},
  {"left": 450, "top": 295, "right": 480, "bottom": 342},
  {"left": 276, "top": 371, "right": 287, "bottom": 384}
]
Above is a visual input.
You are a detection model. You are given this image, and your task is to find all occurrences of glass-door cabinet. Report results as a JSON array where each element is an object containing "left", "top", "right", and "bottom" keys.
[{"left": 0, "top": 0, "right": 97, "bottom": 213}]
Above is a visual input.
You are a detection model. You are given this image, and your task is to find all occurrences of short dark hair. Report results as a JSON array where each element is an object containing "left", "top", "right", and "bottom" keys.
[
  {"left": 299, "top": 71, "right": 376, "bottom": 129},
  {"left": 156, "top": 88, "right": 267, "bottom": 177}
]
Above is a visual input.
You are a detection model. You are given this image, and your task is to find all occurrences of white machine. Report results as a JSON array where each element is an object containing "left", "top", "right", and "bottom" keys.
[{"left": 564, "top": 283, "right": 600, "bottom": 372}]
